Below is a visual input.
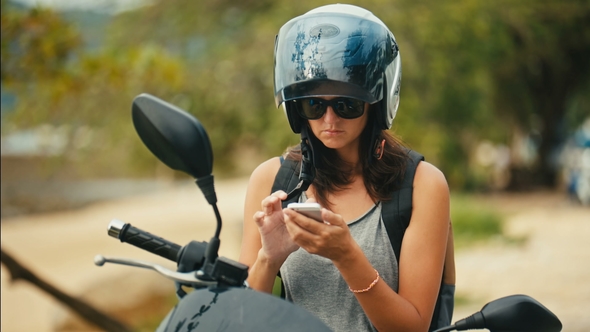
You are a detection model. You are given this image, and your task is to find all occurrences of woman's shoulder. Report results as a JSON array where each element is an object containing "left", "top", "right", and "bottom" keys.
[
  {"left": 414, "top": 160, "right": 449, "bottom": 195},
  {"left": 245, "top": 157, "right": 284, "bottom": 206},
  {"left": 252, "top": 156, "right": 282, "bottom": 174},
  {"left": 249, "top": 157, "right": 283, "bottom": 187}
]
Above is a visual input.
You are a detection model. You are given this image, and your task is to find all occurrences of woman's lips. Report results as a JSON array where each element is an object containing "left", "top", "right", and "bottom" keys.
[{"left": 323, "top": 129, "right": 342, "bottom": 135}]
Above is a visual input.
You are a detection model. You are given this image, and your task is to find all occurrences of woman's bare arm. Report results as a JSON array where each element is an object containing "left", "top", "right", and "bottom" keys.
[{"left": 239, "top": 157, "right": 287, "bottom": 293}]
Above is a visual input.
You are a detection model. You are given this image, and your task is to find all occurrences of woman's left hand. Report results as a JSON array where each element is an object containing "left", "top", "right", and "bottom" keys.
[{"left": 283, "top": 207, "right": 358, "bottom": 263}]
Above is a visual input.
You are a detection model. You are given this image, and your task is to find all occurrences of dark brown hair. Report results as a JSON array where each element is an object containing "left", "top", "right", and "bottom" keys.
[{"left": 284, "top": 107, "right": 409, "bottom": 208}]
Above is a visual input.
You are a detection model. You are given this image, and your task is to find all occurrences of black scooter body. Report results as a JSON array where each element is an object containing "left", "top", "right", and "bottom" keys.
[{"left": 156, "top": 287, "right": 332, "bottom": 332}]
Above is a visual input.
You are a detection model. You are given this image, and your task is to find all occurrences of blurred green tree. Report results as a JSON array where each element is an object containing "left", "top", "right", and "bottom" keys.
[
  {"left": 1, "top": 2, "right": 191, "bottom": 178},
  {"left": 385, "top": 0, "right": 590, "bottom": 189},
  {"left": 488, "top": 0, "right": 590, "bottom": 188},
  {"left": 2, "top": 0, "right": 589, "bottom": 188},
  {"left": 1, "top": 1, "right": 81, "bottom": 83}
]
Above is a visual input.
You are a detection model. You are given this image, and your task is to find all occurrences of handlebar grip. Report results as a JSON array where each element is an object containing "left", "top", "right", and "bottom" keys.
[{"left": 107, "top": 219, "right": 181, "bottom": 262}]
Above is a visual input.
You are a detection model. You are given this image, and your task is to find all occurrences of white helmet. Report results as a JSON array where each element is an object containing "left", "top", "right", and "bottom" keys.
[{"left": 274, "top": 4, "right": 401, "bottom": 133}]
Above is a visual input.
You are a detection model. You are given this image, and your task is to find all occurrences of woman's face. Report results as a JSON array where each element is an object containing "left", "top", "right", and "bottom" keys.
[{"left": 306, "top": 96, "right": 369, "bottom": 156}]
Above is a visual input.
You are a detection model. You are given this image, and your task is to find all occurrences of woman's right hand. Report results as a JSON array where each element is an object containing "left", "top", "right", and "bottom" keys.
[{"left": 254, "top": 190, "right": 299, "bottom": 265}]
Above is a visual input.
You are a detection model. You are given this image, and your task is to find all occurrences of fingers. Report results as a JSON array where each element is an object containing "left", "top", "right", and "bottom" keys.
[
  {"left": 254, "top": 190, "right": 289, "bottom": 227},
  {"left": 272, "top": 190, "right": 288, "bottom": 199},
  {"left": 261, "top": 190, "right": 288, "bottom": 215},
  {"left": 253, "top": 211, "right": 265, "bottom": 227},
  {"left": 282, "top": 206, "right": 356, "bottom": 260},
  {"left": 284, "top": 208, "right": 329, "bottom": 232},
  {"left": 261, "top": 190, "right": 286, "bottom": 207},
  {"left": 283, "top": 209, "right": 317, "bottom": 244},
  {"left": 318, "top": 208, "right": 346, "bottom": 227}
]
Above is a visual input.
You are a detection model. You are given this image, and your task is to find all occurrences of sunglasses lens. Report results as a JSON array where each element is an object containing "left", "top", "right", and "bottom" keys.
[
  {"left": 299, "top": 98, "right": 326, "bottom": 119},
  {"left": 296, "top": 98, "right": 365, "bottom": 120},
  {"left": 334, "top": 98, "right": 365, "bottom": 119}
]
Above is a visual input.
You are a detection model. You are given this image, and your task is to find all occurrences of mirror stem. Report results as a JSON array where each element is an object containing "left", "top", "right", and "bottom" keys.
[
  {"left": 211, "top": 204, "right": 222, "bottom": 238},
  {"left": 196, "top": 175, "right": 218, "bottom": 205},
  {"left": 453, "top": 311, "right": 485, "bottom": 330},
  {"left": 196, "top": 175, "right": 221, "bottom": 238},
  {"left": 195, "top": 175, "right": 222, "bottom": 278},
  {"left": 203, "top": 204, "right": 222, "bottom": 270}
]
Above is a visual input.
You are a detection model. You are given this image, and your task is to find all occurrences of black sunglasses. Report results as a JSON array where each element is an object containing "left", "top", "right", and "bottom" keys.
[{"left": 294, "top": 97, "right": 366, "bottom": 120}]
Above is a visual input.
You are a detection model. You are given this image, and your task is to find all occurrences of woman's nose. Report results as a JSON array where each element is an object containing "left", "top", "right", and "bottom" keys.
[{"left": 323, "top": 106, "right": 339, "bottom": 123}]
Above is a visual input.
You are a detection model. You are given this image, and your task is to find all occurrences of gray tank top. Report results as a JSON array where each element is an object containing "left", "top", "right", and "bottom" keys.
[{"left": 279, "top": 202, "right": 399, "bottom": 332}]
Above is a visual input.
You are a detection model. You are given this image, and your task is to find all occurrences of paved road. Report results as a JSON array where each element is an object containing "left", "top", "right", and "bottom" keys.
[{"left": 2, "top": 179, "right": 589, "bottom": 331}]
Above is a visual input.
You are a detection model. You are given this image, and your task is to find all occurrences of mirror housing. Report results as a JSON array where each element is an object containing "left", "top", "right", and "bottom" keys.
[
  {"left": 132, "top": 93, "right": 213, "bottom": 179},
  {"left": 450, "top": 294, "right": 562, "bottom": 332},
  {"left": 131, "top": 93, "right": 221, "bottom": 277}
]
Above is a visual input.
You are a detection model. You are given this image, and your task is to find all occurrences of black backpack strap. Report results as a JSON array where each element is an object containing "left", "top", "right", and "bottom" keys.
[
  {"left": 272, "top": 156, "right": 303, "bottom": 208},
  {"left": 430, "top": 283, "right": 455, "bottom": 330},
  {"left": 381, "top": 149, "right": 424, "bottom": 265},
  {"left": 270, "top": 156, "right": 303, "bottom": 298}
]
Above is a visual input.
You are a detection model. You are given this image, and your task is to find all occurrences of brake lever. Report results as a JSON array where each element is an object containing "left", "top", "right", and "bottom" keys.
[{"left": 94, "top": 255, "right": 217, "bottom": 287}]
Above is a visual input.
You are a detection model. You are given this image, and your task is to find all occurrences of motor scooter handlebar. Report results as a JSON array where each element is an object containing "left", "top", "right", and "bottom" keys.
[{"left": 107, "top": 219, "right": 181, "bottom": 262}]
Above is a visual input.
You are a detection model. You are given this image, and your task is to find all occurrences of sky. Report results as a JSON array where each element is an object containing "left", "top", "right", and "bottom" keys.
[{"left": 10, "top": 0, "right": 153, "bottom": 14}]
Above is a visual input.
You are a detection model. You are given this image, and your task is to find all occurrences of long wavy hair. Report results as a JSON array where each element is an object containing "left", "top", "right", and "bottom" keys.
[{"left": 284, "top": 106, "right": 409, "bottom": 208}]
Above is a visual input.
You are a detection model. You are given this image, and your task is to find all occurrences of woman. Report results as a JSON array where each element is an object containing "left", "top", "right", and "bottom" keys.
[{"left": 239, "top": 4, "right": 451, "bottom": 332}]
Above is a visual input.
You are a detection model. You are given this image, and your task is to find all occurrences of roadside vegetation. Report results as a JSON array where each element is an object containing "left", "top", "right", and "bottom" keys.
[
  {"left": 2, "top": 0, "right": 589, "bottom": 191},
  {"left": 451, "top": 193, "right": 528, "bottom": 248},
  {"left": 451, "top": 194, "right": 506, "bottom": 248}
]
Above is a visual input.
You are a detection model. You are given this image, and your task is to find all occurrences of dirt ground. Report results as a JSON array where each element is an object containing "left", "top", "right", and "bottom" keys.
[
  {"left": 1, "top": 178, "right": 589, "bottom": 331},
  {"left": 451, "top": 191, "right": 590, "bottom": 331}
]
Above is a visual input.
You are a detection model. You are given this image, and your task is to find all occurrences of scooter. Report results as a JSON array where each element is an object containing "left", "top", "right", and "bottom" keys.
[{"left": 95, "top": 93, "right": 562, "bottom": 332}]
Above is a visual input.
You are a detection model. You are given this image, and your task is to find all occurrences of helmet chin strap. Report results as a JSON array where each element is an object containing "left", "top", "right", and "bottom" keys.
[{"left": 284, "top": 125, "right": 316, "bottom": 201}]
